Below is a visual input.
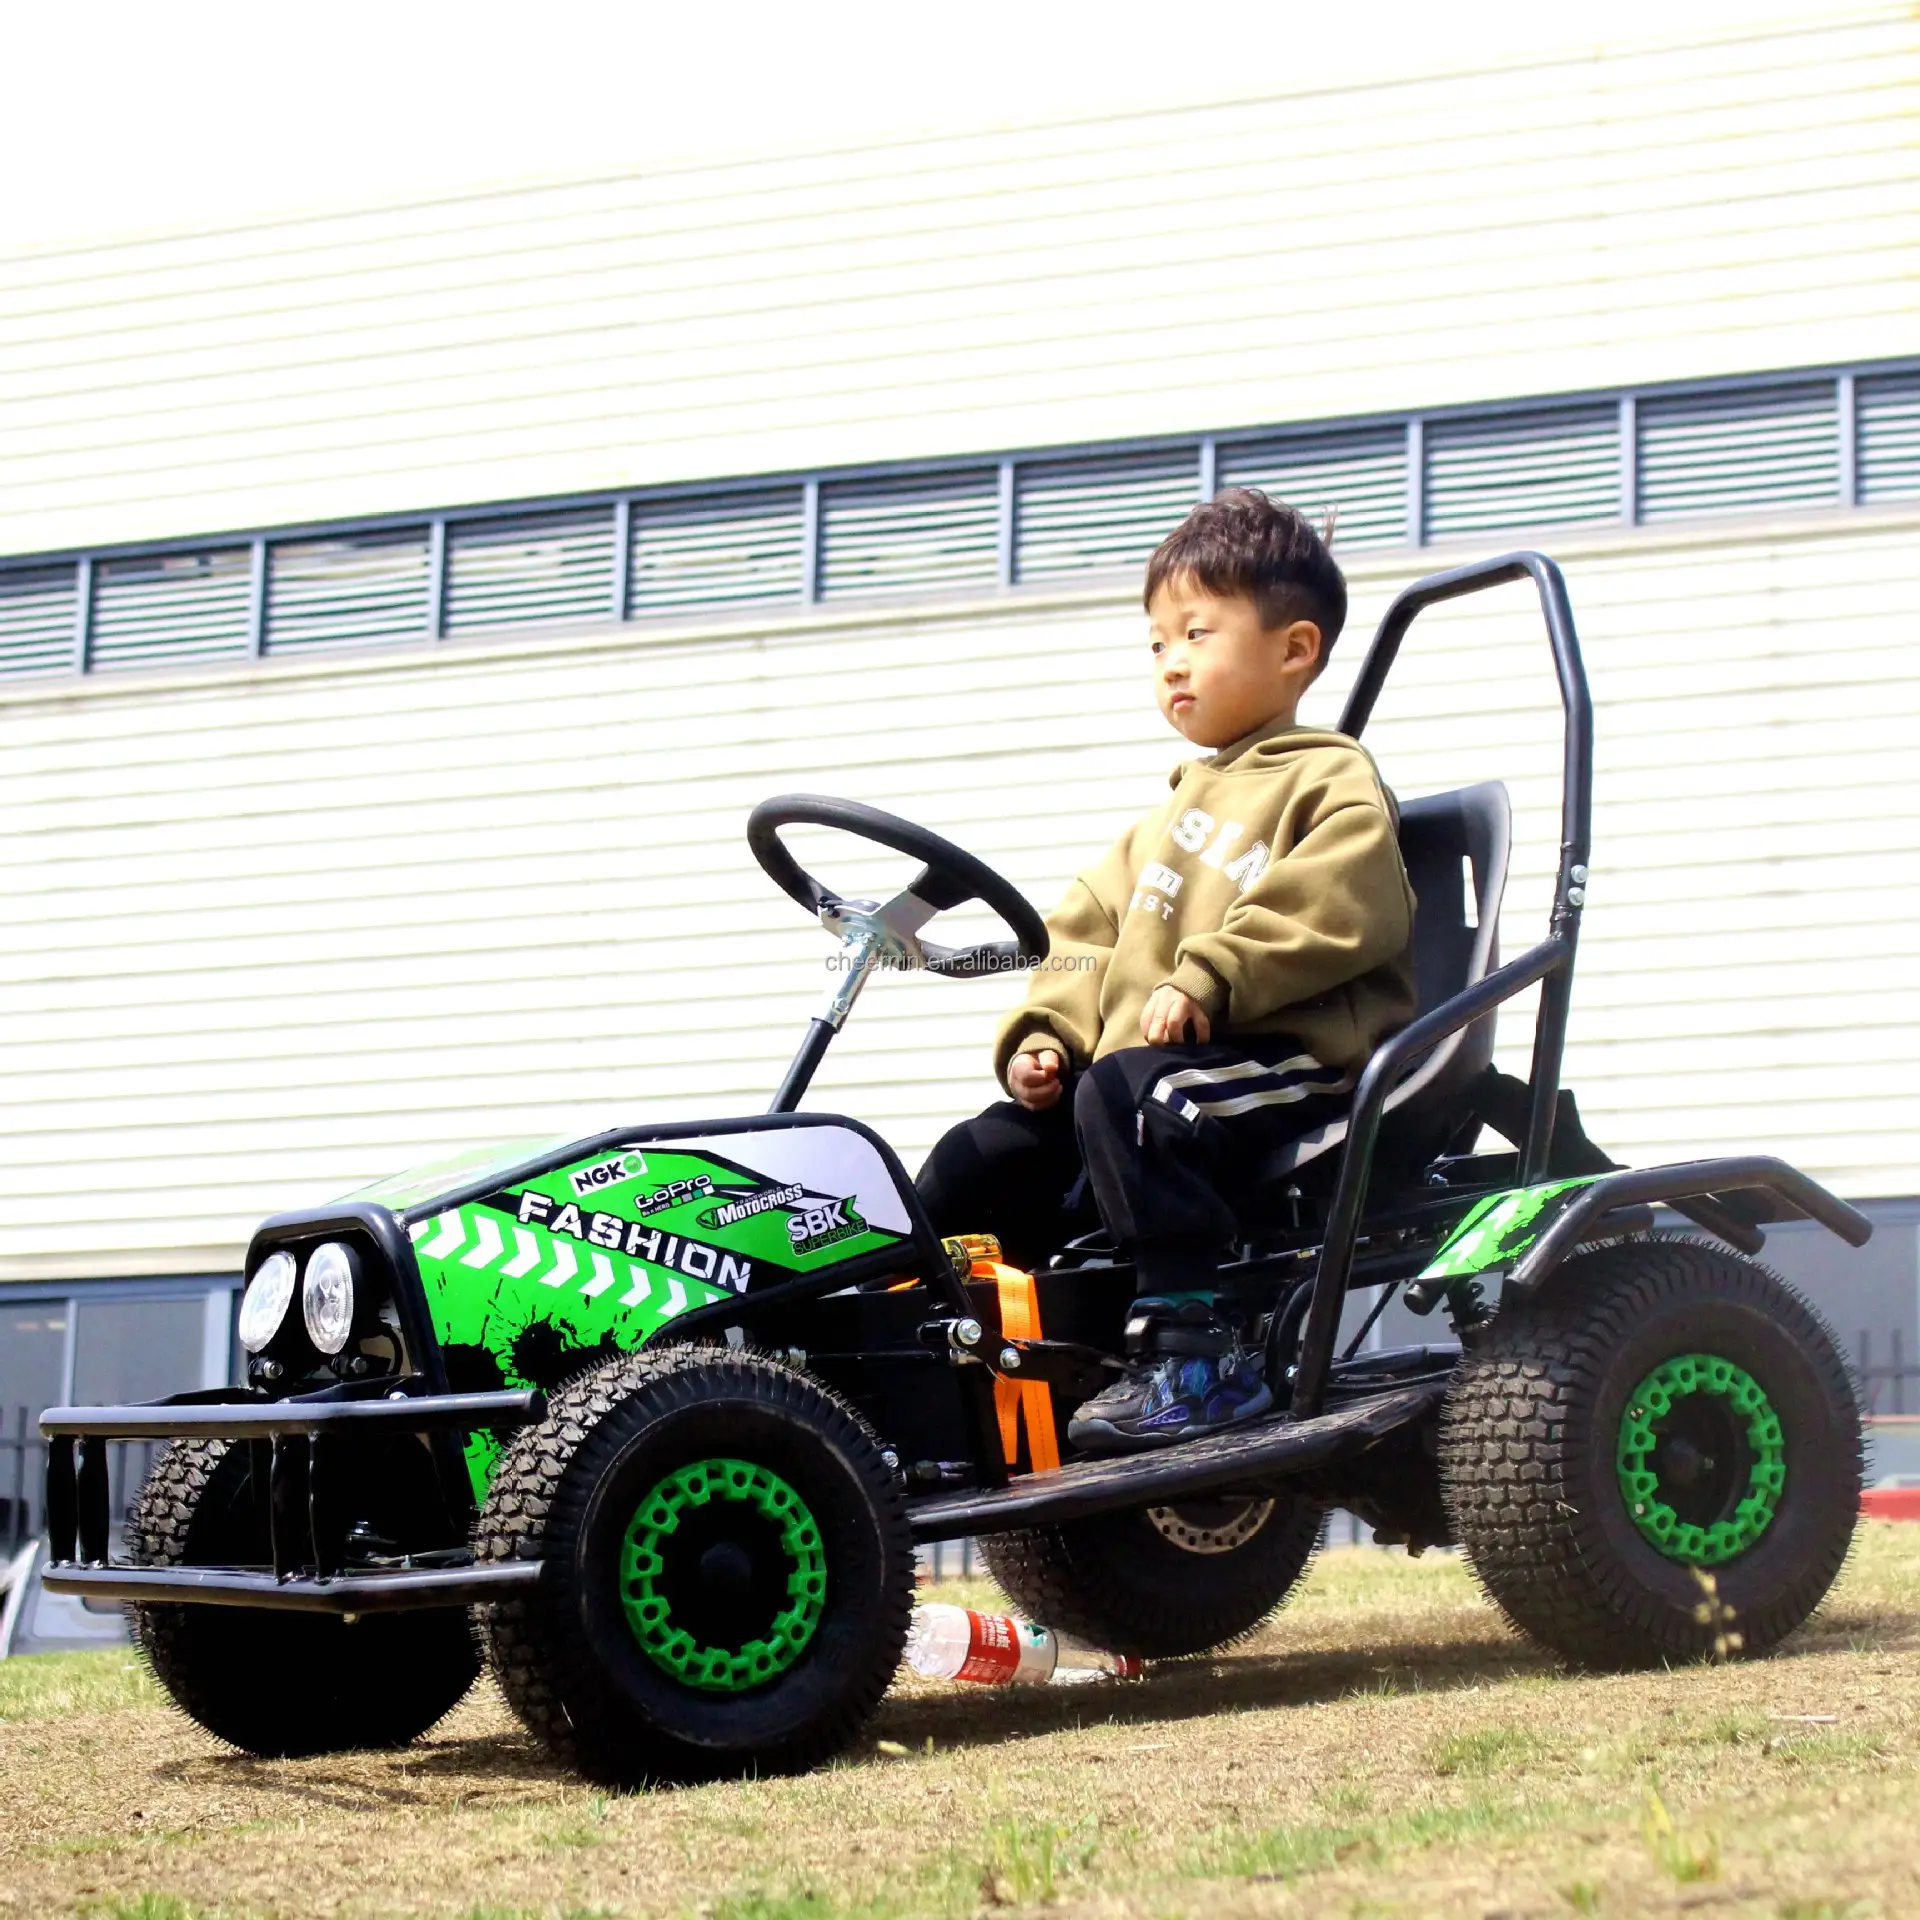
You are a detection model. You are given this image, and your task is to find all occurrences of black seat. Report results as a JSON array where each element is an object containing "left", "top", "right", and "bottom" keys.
[{"left": 1252, "top": 780, "right": 1512, "bottom": 1189}]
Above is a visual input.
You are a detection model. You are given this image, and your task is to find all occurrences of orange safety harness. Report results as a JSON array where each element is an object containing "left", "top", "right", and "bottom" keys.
[{"left": 984, "top": 1260, "right": 1061, "bottom": 1474}]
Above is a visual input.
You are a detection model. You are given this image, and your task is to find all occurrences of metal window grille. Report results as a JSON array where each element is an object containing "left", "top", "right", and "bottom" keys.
[
  {"left": 1014, "top": 449, "right": 1199, "bottom": 583},
  {"left": 629, "top": 488, "right": 806, "bottom": 615},
  {"left": 265, "top": 528, "right": 432, "bottom": 655},
  {"left": 817, "top": 471, "right": 1000, "bottom": 602},
  {"left": 90, "top": 548, "right": 252, "bottom": 672},
  {"left": 0, "top": 566, "right": 78, "bottom": 678},
  {"left": 1218, "top": 428, "right": 1409, "bottom": 547},
  {"left": 443, "top": 507, "right": 618, "bottom": 634},
  {"left": 1857, "top": 373, "right": 1920, "bottom": 504},
  {"left": 1637, "top": 383, "right": 1840, "bottom": 523},
  {"left": 1423, "top": 406, "right": 1620, "bottom": 539},
  {"left": 5, "top": 361, "right": 1914, "bottom": 685}
]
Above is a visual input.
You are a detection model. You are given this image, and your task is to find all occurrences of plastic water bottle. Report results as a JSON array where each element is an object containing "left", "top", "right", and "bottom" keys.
[{"left": 903, "top": 1603, "right": 1142, "bottom": 1685}]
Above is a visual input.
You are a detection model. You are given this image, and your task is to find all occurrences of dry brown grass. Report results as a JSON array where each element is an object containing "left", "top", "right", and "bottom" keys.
[{"left": 1, "top": 1524, "right": 1917, "bottom": 1918}]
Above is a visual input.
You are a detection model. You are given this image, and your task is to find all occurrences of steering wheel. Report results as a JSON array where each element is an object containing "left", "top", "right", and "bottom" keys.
[{"left": 747, "top": 795, "right": 1048, "bottom": 978}]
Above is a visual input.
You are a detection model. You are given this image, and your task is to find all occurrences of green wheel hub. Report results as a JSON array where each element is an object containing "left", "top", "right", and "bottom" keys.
[
  {"left": 619, "top": 1458, "right": 827, "bottom": 1692},
  {"left": 1616, "top": 1353, "right": 1786, "bottom": 1564}
]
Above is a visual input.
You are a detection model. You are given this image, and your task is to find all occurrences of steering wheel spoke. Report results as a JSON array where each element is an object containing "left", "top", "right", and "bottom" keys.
[{"left": 746, "top": 795, "right": 1048, "bottom": 980}]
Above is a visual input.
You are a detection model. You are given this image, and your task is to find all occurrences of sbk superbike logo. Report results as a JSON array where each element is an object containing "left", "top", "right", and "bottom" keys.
[{"left": 787, "top": 1196, "right": 865, "bottom": 1255}]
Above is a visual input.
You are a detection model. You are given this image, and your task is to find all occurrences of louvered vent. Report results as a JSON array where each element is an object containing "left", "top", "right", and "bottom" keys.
[
  {"left": 90, "top": 548, "right": 251, "bottom": 672},
  {"left": 266, "top": 529, "right": 430, "bottom": 654},
  {"left": 0, "top": 566, "right": 77, "bottom": 678},
  {"left": 1425, "top": 407, "right": 1619, "bottom": 538},
  {"left": 818, "top": 471, "right": 998, "bottom": 601},
  {"left": 1219, "top": 429, "right": 1408, "bottom": 547},
  {"left": 1857, "top": 373, "right": 1920, "bottom": 503},
  {"left": 1015, "top": 450, "right": 1198, "bottom": 582},
  {"left": 632, "top": 489, "right": 805, "bottom": 615},
  {"left": 1638, "top": 384, "right": 1838, "bottom": 522},
  {"left": 444, "top": 508, "right": 617, "bottom": 633}
]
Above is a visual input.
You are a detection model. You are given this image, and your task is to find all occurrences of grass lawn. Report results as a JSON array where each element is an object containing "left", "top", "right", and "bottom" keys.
[{"left": 1, "top": 1524, "right": 1916, "bottom": 1918}]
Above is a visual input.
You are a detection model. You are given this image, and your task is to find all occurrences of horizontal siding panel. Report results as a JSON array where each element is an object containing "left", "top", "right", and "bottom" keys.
[
  {"left": 443, "top": 507, "right": 616, "bottom": 633},
  {"left": 630, "top": 489, "right": 805, "bottom": 614},
  {"left": 0, "top": 566, "right": 76, "bottom": 678},
  {"left": 88, "top": 549, "right": 251, "bottom": 673},
  {"left": 1218, "top": 429, "right": 1408, "bottom": 548},
  {"left": 2, "top": 513, "right": 1918, "bottom": 1274},
  {"left": 818, "top": 470, "right": 998, "bottom": 601},
  {"left": 3, "top": 17, "right": 1917, "bottom": 555},
  {"left": 1015, "top": 450, "right": 1196, "bottom": 582},
  {"left": 1425, "top": 406, "right": 1620, "bottom": 537},
  {"left": 1638, "top": 382, "right": 1840, "bottom": 521},
  {"left": 265, "top": 529, "right": 430, "bottom": 654}
]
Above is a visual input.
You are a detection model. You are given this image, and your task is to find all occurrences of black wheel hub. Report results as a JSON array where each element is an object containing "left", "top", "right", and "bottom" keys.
[
  {"left": 1649, "top": 1396, "right": 1751, "bottom": 1530},
  {"left": 653, "top": 1505, "right": 791, "bottom": 1655}
]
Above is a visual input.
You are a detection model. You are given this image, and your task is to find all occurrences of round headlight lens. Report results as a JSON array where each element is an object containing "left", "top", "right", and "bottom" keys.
[
  {"left": 238, "top": 1250, "right": 298, "bottom": 1353},
  {"left": 302, "top": 1242, "right": 359, "bottom": 1355}
]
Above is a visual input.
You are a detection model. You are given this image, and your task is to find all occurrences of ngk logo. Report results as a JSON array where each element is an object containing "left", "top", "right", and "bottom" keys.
[{"left": 571, "top": 1155, "right": 632, "bottom": 1196}]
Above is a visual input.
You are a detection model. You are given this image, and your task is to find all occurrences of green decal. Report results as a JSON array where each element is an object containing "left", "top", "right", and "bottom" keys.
[
  {"left": 1417, "top": 1177, "right": 1599, "bottom": 1282},
  {"left": 1616, "top": 1353, "right": 1785, "bottom": 1565},
  {"left": 405, "top": 1138, "right": 910, "bottom": 1498},
  {"left": 620, "top": 1458, "right": 827, "bottom": 1692}
]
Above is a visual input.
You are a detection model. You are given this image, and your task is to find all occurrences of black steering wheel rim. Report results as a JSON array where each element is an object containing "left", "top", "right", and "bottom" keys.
[{"left": 746, "top": 794, "right": 1048, "bottom": 976}]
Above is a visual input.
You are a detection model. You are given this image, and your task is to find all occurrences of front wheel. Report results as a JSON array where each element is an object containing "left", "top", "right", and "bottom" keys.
[
  {"left": 475, "top": 1349, "right": 914, "bottom": 1787},
  {"left": 1441, "top": 1237, "right": 1861, "bottom": 1670},
  {"left": 981, "top": 1493, "right": 1324, "bottom": 1658},
  {"left": 127, "top": 1437, "right": 480, "bottom": 1757}
]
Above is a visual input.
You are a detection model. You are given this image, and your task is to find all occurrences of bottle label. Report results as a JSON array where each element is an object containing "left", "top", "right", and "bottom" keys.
[
  {"left": 954, "top": 1610, "right": 1020, "bottom": 1682},
  {"left": 954, "top": 1611, "right": 1055, "bottom": 1683}
]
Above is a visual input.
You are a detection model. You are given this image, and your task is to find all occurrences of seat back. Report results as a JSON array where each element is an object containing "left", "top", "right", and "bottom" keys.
[
  {"left": 1390, "top": 780, "right": 1511, "bottom": 1121},
  {"left": 1253, "top": 780, "right": 1511, "bottom": 1190}
]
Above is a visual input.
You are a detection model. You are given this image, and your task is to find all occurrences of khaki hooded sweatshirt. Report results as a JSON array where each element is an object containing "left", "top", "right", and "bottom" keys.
[{"left": 993, "top": 719, "right": 1418, "bottom": 1090}]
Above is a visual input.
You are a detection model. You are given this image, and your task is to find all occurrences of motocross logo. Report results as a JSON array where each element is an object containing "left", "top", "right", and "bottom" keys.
[{"left": 700, "top": 1183, "right": 803, "bottom": 1231}]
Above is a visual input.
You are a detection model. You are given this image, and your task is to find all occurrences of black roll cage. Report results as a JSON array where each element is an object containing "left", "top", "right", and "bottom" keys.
[{"left": 1287, "top": 552, "right": 1591, "bottom": 1415}]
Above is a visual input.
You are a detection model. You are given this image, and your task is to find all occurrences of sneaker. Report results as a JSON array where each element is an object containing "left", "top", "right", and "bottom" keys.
[{"left": 1068, "top": 1347, "right": 1273, "bottom": 1453}]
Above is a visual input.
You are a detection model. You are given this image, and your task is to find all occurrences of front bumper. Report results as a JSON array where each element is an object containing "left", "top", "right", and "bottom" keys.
[{"left": 41, "top": 1382, "right": 547, "bottom": 1614}]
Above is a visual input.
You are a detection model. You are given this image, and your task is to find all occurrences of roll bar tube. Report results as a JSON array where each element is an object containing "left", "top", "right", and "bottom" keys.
[{"left": 1291, "top": 553, "right": 1597, "bottom": 1418}]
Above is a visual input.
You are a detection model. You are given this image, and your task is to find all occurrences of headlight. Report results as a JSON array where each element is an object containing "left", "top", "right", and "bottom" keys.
[
  {"left": 302, "top": 1241, "right": 359, "bottom": 1355},
  {"left": 238, "top": 1250, "right": 298, "bottom": 1353}
]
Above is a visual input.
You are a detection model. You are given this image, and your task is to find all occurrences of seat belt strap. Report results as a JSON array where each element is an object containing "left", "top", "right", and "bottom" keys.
[{"left": 988, "top": 1262, "right": 1060, "bottom": 1474}]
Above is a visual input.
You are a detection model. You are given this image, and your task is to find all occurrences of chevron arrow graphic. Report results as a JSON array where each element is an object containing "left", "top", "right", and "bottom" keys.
[
  {"left": 502, "top": 1227, "right": 540, "bottom": 1279},
  {"left": 420, "top": 1212, "right": 467, "bottom": 1261},
  {"left": 582, "top": 1251, "right": 616, "bottom": 1299},
  {"left": 619, "top": 1265, "right": 653, "bottom": 1307},
  {"left": 462, "top": 1213, "right": 503, "bottom": 1269}
]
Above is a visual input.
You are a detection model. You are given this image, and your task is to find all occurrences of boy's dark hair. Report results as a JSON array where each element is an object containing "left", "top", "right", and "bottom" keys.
[{"left": 1144, "top": 487, "right": 1348, "bottom": 660}]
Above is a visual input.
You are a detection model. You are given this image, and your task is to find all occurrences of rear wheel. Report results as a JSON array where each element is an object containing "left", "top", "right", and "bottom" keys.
[
  {"left": 1441, "top": 1237, "right": 1861, "bottom": 1669},
  {"left": 127, "top": 1437, "right": 480, "bottom": 1757},
  {"left": 981, "top": 1492, "right": 1324, "bottom": 1658},
  {"left": 475, "top": 1349, "right": 913, "bottom": 1787}
]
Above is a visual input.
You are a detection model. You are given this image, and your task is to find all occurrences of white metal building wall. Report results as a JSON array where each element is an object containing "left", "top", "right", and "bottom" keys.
[
  {"left": 1, "top": 506, "right": 1914, "bottom": 1281},
  {"left": 1, "top": 10, "right": 1916, "bottom": 559}
]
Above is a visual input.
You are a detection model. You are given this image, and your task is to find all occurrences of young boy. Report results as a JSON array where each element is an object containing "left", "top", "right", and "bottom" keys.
[{"left": 916, "top": 488, "right": 1417, "bottom": 1451}]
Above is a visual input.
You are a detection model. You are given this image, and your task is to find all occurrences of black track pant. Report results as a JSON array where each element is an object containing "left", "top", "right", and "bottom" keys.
[{"left": 916, "top": 1039, "right": 1353, "bottom": 1293}]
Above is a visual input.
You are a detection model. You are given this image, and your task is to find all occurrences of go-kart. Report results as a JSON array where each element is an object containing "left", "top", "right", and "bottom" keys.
[{"left": 41, "top": 551, "right": 1870, "bottom": 1787}]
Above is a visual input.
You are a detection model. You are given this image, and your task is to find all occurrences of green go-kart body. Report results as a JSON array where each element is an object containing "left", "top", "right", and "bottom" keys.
[{"left": 40, "top": 551, "right": 1873, "bottom": 1787}]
